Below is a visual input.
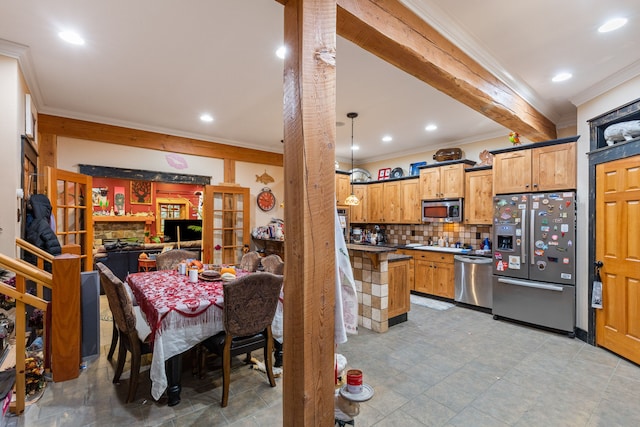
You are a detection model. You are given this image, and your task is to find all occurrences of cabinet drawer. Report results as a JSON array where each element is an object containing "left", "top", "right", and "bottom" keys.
[{"left": 412, "top": 251, "right": 453, "bottom": 264}]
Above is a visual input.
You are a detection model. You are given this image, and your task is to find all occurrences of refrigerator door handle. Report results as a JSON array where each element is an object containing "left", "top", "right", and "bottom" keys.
[
  {"left": 530, "top": 208, "right": 535, "bottom": 265},
  {"left": 498, "top": 277, "right": 564, "bottom": 292},
  {"left": 521, "top": 207, "right": 527, "bottom": 265}
]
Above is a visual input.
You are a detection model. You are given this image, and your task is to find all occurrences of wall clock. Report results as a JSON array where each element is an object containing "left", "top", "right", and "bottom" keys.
[{"left": 257, "top": 188, "right": 276, "bottom": 212}]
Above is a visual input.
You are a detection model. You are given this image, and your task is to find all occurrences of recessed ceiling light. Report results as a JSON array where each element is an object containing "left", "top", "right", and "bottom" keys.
[
  {"left": 425, "top": 124, "right": 437, "bottom": 131},
  {"left": 276, "top": 46, "right": 286, "bottom": 59},
  {"left": 552, "top": 72, "right": 572, "bottom": 82},
  {"left": 200, "top": 114, "right": 213, "bottom": 122},
  {"left": 351, "top": 145, "right": 360, "bottom": 151},
  {"left": 382, "top": 135, "right": 393, "bottom": 142},
  {"left": 598, "top": 17, "right": 628, "bottom": 33},
  {"left": 58, "top": 31, "right": 85, "bottom": 45}
]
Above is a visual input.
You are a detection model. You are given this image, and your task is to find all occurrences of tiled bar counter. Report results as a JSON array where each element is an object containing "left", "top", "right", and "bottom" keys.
[{"left": 346, "top": 244, "right": 399, "bottom": 333}]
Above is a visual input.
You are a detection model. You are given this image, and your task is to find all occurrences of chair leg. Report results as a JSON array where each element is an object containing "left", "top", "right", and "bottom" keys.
[
  {"left": 113, "top": 334, "right": 127, "bottom": 383},
  {"left": 107, "top": 318, "right": 118, "bottom": 360},
  {"left": 264, "top": 331, "right": 276, "bottom": 387},
  {"left": 273, "top": 339, "right": 283, "bottom": 368},
  {"left": 221, "top": 339, "right": 232, "bottom": 407},
  {"left": 127, "top": 343, "right": 141, "bottom": 403}
]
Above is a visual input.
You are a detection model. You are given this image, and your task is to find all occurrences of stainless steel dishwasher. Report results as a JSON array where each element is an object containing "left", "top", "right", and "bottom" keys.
[{"left": 454, "top": 255, "right": 493, "bottom": 309}]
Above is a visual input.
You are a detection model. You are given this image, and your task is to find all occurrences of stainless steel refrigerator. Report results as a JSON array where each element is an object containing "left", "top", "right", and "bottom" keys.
[{"left": 492, "top": 192, "right": 576, "bottom": 335}]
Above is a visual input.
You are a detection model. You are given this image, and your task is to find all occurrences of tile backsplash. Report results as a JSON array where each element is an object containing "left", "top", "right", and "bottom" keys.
[{"left": 351, "top": 223, "right": 492, "bottom": 249}]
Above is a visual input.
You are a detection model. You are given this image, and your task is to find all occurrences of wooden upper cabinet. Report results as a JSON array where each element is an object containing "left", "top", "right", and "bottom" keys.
[
  {"left": 493, "top": 142, "right": 576, "bottom": 194},
  {"left": 492, "top": 149, "right": 532, "bottom": 194},
  {"left": 335, "top": 172, "right": 350, "bottom": 206},
  {"left": 383, "top": 181, "right": 401, "bottom": 223},
  {"left": 464, "top": 169, "right": 493, "bottom": 224},
  {"left": 400, "top": 179, "right": 421, "bottom": 223},
  {"left": 367, "top": 183, "right": 385, "bottom": 223},
  {"left": 532, "top": 142, "right": 576, "bottom": 191},
  {"left": 350, "top": 184, "right": 367, "bottom": 223},
  {"left": 420, "top": 163, "right": 465, "bottom": 199}
]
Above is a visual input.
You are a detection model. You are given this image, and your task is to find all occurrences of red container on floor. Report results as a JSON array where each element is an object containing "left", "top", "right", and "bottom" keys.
[{"left": 346, "top": 369, "right": 363, "bottom": 394}]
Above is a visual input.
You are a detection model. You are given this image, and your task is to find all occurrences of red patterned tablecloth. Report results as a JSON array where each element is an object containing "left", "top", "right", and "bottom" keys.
[{"left": 127, "top": 269, "right": 248, "bottom": 340}]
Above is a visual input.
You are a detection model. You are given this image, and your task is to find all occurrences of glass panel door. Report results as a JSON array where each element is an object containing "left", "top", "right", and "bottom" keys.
[
  {"left": 46, "top": 167, "right": 93, "bottom": 271},
  {"left": 202, "top": 185, "right": 250, "bottom": 266}
]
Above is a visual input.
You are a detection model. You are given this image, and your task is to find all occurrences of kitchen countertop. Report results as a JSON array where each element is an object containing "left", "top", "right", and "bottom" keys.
[{"left": 346, "top": 243, "right": 398, "bottom": 253}]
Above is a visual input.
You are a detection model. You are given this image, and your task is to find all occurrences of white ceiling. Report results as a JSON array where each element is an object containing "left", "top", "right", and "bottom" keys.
[{"left": 1, "top": 0, "right": 640, "bottom": 165}]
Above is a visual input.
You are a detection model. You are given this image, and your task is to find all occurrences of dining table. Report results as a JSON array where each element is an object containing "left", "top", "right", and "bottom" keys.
[{"left": 126, "top": 268, "right": 284, "bottom": 405}]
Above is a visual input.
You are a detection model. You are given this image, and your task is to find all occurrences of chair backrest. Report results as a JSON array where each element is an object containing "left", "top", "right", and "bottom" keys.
[
  {"left": 239, "top": 251, "right": 261, "bottom": 272},
  {"left": 260, "top": 254, "right": 284, "bottom": 275},
  {"left": 223, "top": 272, "right": 283, "bottom": 337},
  {"left": 96, "top": 262, "right": 137, "bottom": 335},
  {"left": 155, "top": 249, "right": 198, "bottom": 270}
]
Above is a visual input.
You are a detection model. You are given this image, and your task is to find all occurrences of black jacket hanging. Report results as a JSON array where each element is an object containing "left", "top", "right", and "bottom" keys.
[{"left": 25, "top": 194, "right": 62, "bottom": 270}]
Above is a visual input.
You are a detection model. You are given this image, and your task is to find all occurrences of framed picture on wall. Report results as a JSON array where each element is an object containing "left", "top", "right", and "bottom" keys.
[
  {"left": 25, "top": 94, "right": 38, "bottom": 146},
  {"left": 92, "top": 187, "right": 108, "bottom": 207},
  {"left": 130, "top": 180, "right": 152, "bottom": 204}
]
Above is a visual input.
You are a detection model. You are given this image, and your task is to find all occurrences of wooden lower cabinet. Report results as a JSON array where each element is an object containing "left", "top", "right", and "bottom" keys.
[
  {"left": 388, "top": 258, "right": 410, "bottom": 318},
  {"left": 406, "top": 250, "right": 455, "bottom": 299}
]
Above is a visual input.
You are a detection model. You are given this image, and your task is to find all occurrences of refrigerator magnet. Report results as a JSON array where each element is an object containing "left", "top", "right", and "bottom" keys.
[
  {"left": 563, "top": 258, "right": 570, "bottom": 264},
  {"left": 508, "top": 256, "right": 521, "bottom": 269}
]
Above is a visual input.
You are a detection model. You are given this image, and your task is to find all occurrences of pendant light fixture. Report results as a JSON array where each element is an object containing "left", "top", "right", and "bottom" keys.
[{"left": 344, "top": 112, "right": 360, "bottom": 206}]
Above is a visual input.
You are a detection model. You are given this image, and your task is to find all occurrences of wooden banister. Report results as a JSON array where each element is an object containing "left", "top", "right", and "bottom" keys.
[
  {"left": 15, "top": 238, "right": 54, "bottom": 263},
  {"left": 0, "top": 254, "right": 48, "bottom": 415},
  {"left": 0, "top": 248, "right": 81, "bottom": 415}
]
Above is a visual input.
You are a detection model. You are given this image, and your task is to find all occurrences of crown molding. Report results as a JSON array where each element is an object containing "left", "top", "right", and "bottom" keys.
[
  {"left": 399, "top": 0, "right": 561, "bottom": 123},
  {"left": 0, "top": 38, "right": 45, "bottom": 109},
  {"left": 570, "top": 59, "right": 640, "bottom": 107}
]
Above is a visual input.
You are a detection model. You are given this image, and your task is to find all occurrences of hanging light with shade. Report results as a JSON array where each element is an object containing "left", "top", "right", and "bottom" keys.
[{"left": 344, "top": 112, "right": 360, "bottom": 206}]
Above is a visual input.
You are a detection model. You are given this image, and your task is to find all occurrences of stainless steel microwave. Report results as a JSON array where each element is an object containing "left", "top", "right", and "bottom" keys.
[{"left": 421, "top": 198, "right": 463, "bottom": 223}]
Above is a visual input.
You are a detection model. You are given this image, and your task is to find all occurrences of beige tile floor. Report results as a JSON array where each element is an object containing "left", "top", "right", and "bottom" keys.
[{"left": 5, "top": 296, "right": 640, "bottom": 426}]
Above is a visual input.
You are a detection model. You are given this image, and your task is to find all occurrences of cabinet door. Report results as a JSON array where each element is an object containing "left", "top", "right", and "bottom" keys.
[
  {"left": 492, "top": 150, "right": 532, "bottom": 194},
  {"left": 400, "top": 179, "right": 421, "bottom": 223},
  {"left": 432, "top": 261, "right": 454, "bottom": 298},
  {"left": 440, "top": 164, "right": 465, "bottom": 198},
  {"left": 419, "top": 168, "right": 440, "bottom": 199},
  {"left": 335, "top": 173, "right": 350, "bottom": 206},
  {"left": 414, "top": 258, "right": 433, "bottom": 294},
  {"left": 464, "top": 169, "right": 493, "bottom": 224},
  {"left": 383, "top": 181, "right": 401, "bottom": 223},
  {"left": 350, "top": 184, "right": 367, "bottom": 223},
  {"left": 388, "top": 260, "right": 410, "bottom": 318},
  {"left": 367, "top": 183, "right": 385, "bottom": 223},
  {"left": 532, "top": 142, "right": 576, "bottom": 191}
]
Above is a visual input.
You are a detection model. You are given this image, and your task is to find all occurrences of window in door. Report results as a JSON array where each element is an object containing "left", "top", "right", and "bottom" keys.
[{"left": 156, "top": 198, "right": 188, "bottom": 236}]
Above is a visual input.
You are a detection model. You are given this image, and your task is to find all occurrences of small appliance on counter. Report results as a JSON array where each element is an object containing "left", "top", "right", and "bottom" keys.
[{"left": 351, "top": 228, "right": 363, "bottom": 243}]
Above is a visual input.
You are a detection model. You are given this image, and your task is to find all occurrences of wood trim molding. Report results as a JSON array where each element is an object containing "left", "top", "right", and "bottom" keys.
[{"left": 38, "top": 114, "right": 284, "bottom": 167}]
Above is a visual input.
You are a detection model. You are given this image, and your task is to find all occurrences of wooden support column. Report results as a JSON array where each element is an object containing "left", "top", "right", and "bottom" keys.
[{"left": 282, "top": 0, "right": 337, "bottom": 425}]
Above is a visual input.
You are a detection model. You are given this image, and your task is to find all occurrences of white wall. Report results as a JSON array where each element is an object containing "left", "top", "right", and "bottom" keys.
[
  {"left": 57, "top": 137, "right": 224, "bottom": 181},
  {"left": 574, "top": 74, "right": 640, "bottom": 332},
  {"left": 236, "top": 162, "right": 284, "bottom": 231},
  {"left": 0, "top": 56, "right": 27, "bottom": 257},
  {"left": 360, "top": 126, "right": 577, "bottom": 179}
]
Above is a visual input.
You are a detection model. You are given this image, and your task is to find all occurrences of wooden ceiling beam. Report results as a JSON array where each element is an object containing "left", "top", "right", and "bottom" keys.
[
  {"left": 38, "top": 114, "right": 284, "bottom": 167},
  {"left": 275, "top": 0, "right": 558, "bottom": 141},
  {"left": 335, "top": 0, "right": 556, "bottom": 141}
]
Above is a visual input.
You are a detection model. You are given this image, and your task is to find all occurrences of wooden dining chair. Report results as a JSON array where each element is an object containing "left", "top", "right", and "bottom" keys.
[
  {"left": 200, "top": 272, "right": 283, "bottom": 407},
  {"left": 238, "top": 251, "right": 261, "bottom": 272},
  {"left": 96, "top": 262, "right": 153, "bottom": 403},
  {"left": 260, "top": 254, "right": 284, "bottom": 275},
  {"left": 155, "top": 249, "right": 198, "bottom": 270}
]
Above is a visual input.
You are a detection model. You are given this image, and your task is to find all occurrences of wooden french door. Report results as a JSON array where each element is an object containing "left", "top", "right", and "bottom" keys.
[
  {"left": 46, "top": 167, "right": 94, "bottom": 271},
  {"left": 595, "top": 155, "right": 640, "bottom": 364},
  {"left": 202, "top": 185, "right": 250, "bottom": 266}
]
